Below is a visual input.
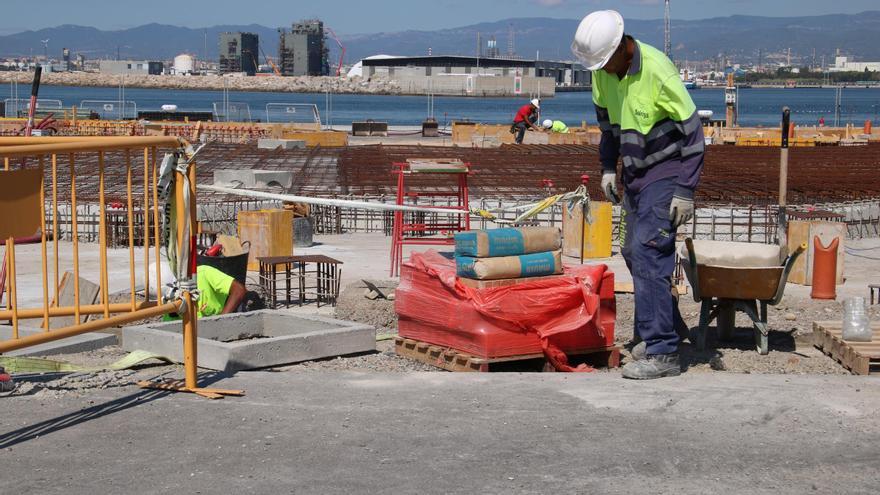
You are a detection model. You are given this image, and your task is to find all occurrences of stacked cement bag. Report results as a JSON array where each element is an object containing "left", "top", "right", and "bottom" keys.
[{"left": 454, "top": 227, "right": 563, "bottom": 280}]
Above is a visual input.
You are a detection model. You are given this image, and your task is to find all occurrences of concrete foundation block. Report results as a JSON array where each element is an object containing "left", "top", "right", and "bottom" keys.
[
  {"left": 213, "top": 169, "right": 293, "bottom": 189},
  {"left": 257, "top": 138, "right": 306, "bottom": 150},
  {"left": 0, "top": 326, "right": 117, "bottom": 357},
  {"left": 252, "top": 170, "right": 294, "bottom": 189},
  {"left": 121, "top": 310, "right": 375, "bottom": 373}
]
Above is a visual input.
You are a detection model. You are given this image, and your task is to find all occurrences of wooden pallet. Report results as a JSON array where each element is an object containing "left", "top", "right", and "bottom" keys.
[
  {"left": 813, "top": 321, "right": 880, "bottom": 375},
  {"left": 394, "top": 337, "right": 619, "bottom": 372}
]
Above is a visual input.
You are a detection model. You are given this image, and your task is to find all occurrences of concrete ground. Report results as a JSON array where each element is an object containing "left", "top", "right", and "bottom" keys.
[
  {"left": 3, "top": 231, "right": 880, "bottom": 493},
  {"left": 1, "top": 372, "right": 878, "bottom": 494}
]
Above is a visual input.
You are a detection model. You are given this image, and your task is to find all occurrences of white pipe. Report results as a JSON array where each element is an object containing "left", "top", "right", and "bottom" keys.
[{"left": 201, "top": 184, "right": 470, "bottom": 215}]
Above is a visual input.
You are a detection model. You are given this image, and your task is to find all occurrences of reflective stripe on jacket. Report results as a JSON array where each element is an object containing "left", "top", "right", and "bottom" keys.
[{"left": 592, "top": 39, "right": 704, "bottom": 199}]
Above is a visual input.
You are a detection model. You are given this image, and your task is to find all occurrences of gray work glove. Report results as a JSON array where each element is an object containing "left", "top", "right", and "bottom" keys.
[
  {"left": 669, "top": 195, "right": 694, "bottom": 229},
  {"left": 601, "top": 172, "right": 620, "bottom": 205}
]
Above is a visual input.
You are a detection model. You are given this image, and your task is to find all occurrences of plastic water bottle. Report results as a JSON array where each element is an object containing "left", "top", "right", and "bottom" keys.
[{"left": 842, "top": 297, "right": 872, "bottom": 342}]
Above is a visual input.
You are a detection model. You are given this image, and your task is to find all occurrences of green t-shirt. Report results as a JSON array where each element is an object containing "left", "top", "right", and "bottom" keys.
[{"left": 195, "top": 265, "right": 235, "bottom": 318}]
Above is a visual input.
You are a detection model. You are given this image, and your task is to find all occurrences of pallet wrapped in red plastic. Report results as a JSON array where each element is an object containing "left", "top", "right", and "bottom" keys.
[{"left": 395, "top": 250, "right": 615, "bottom": 372}]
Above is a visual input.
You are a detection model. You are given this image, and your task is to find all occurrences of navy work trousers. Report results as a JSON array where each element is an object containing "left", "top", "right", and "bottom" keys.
[
  {"left": 620, "top": 177, "right": 684, "bottom": 356},
  {"left": 512, "top": 114, "right": 537, "bottom": 144}
]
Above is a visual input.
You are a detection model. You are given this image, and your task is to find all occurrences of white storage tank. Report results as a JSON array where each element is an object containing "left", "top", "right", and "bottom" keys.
[{"left": 173, "top": 54, "right": 195, "bottom": 75}]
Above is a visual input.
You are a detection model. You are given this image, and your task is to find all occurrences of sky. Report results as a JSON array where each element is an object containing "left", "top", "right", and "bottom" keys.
[{"left": 0, "top": 0, "right": 878, "bottom": 35}]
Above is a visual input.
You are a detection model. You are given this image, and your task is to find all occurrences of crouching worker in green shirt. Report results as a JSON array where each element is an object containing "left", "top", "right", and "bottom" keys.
[
  {"left": 542, "top": 119, "right": 570, "bottom": 134},
  {"left": 194, "top": 265, "right": 249, "bottom": 317},
  {"left": 161, "top": 264, "right": 263, "bottom": 319}
]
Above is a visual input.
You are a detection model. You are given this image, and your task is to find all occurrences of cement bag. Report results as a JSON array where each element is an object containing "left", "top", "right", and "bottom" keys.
[
  {"left": 456, "top": 250, "right": 563, "bottom": 280},
  {"left": 454, "top": 227, "right": 561, "bottom": 258}
]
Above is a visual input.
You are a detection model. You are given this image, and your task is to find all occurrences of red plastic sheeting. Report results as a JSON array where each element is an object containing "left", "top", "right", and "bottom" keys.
[{"left": 395, "top": 250, "right": 615, "bottom": 371}]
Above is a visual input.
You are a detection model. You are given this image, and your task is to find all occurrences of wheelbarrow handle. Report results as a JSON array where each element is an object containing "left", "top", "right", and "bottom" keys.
[
  {"left": 782, "top": 242, "right": 807, "bottom": 267},
  {"left": 772, "top": 242, "right": 808, "bottom": 305},
  {"left": 684, "top": 238, "right": 701, "bottom": 303}
]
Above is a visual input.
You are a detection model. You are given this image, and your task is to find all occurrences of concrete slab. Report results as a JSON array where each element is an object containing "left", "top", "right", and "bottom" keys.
[
  {"left": 121, "top": 310, "right": 374, "bottom": 372},
  {"left": 213, "top": 169, "right": 294, "bottom": 189},
  {"left": 46, "top": 271, "right": 100, "bottom": 328},
  {"left": 0, "top": 326, "right": 117, "bottom": 357},
  {"left": 1, "top": 372, "right": 879, "bottom": 493}
]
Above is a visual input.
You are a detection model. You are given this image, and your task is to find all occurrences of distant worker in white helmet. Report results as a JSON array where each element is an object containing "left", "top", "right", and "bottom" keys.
[
  {"left": 572, "top": 10, "right": 705, "bottom": 380},
  {"left": 542, "top": 119, "right": 570, "bottom": 134},
  {"left": 510, "top": 98, "right": 542, "bottom": 144}
]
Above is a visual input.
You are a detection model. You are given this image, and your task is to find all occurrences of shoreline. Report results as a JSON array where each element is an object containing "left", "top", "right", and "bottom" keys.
[
  {"left": 0, "top": 71, "right": 560, "bottom": 98},
  {"left": 0, "top": 71, "right": 403, "bottom": 95}
]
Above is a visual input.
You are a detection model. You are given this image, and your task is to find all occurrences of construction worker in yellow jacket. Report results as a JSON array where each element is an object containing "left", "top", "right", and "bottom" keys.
[{"left": 572, "top": 10, "right": 705, "bottom": 380}]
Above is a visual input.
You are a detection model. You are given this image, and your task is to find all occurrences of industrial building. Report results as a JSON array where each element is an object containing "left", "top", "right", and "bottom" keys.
[
  {"left": 219, "top": 32, "right": 259, "bottom": 76},
  {"left": 279, "top": 19, "right": 328, "bottom": 76},
  {"left": 354, "top": 55, "right": 588, "bottom": 96},
  {"left": 360, "top": 55, "right": 590, "bottom": 87},
  {"left": 829, "top": 56, "right": 880, "bottom": 73},
  {"left": 98, "top": 60, "right": 164, "bottom": 75}
]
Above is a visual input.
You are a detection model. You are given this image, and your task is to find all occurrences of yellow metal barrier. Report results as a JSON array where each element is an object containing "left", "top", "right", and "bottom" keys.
[{"left": 0, "top": 136, "right": 242, "bottom": 399}]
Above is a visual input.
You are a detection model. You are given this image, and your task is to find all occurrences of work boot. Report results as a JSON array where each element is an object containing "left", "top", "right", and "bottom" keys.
[
  {"left": 0, "top": 367, "right": 14, "bottom": 393},
  {"left": 630, "top": 341, "right": 647, "bottom": 361},
  {"left": 621, "top": 354, "right": 681, "bottom": 380}
]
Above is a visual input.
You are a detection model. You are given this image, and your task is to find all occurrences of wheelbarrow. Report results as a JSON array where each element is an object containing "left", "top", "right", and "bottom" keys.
[{"left": 679, "top": 238, "right": 806, "bottom": 355}]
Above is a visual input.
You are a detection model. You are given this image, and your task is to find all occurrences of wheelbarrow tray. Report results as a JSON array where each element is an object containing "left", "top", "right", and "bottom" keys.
[
  {"left": 687, "top": 265, "right": 783, "bottom": 301},
  {"left": 679, "top": 239, "right": 800, "bottom": 305}
]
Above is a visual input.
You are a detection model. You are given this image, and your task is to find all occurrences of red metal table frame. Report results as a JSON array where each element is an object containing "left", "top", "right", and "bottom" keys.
[{"left": 390, "top": 159, "right": 470, "bottom": 277}]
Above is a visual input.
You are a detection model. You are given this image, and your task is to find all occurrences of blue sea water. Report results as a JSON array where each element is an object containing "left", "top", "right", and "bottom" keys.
[{"left": 10, "top": 84, "right": 880, "bottom": 128}]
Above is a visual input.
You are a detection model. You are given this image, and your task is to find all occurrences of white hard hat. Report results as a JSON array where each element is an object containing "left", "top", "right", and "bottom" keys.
[
  {"left": 543, "top": 119, "right": 553, "bottom": 129},
  {"left": 530, "top": 98, "right": 540, "bottom": 108},
  {"left": 571, "top": 10, "right": 625, "bottom": 70}
]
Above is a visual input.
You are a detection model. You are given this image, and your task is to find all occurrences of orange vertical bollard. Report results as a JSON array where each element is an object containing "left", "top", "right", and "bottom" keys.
[
  {"left": 811, "top": 236, "right": 839, "bottom": 300},
  {"left": 865, "top": 120, "right": 872, "bottom": 135}
]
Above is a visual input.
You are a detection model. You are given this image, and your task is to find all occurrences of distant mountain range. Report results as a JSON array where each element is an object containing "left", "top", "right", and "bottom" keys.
[{"left": 2, "top": 12, "right": 880, "bottom": 66}]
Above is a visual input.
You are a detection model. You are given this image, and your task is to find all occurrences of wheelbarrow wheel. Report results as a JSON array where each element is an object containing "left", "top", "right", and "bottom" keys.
[{"left": 755, "top": 328, "right": 769, "bottom": 355}]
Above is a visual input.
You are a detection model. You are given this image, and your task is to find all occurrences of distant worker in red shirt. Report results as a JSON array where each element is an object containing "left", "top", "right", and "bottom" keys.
[{"left": 511, "top": 98, "right": 542, "bottom": 144}]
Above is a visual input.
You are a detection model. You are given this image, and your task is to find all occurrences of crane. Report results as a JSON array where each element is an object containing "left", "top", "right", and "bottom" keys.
[
  {"left": 259, "top": 46, "right": 281, "bottom": 76},
  {"left": 324, "top": 27, "right": 345, "bottom": 77}
]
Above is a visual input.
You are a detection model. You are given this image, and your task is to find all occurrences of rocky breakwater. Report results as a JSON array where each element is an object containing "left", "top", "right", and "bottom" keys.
[{"left": 0, "top": 71, "right": 402, "bottom": 95}]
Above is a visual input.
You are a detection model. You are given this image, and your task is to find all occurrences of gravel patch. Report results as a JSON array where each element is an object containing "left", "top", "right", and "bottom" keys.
[
  {"left": 2, "top": 345, "right": 182, "bottom": 399},
  {"left": 615, "top": 292, "right": 864, "bottom": 375},
  {"left": 334, "top": 280, "right": 398, "bottom": 332},
  {"left": 275, "top": 340, "right": 435, "bottom": 372}
]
